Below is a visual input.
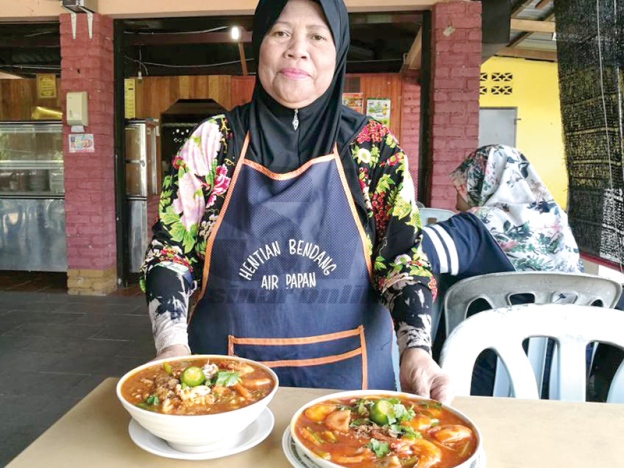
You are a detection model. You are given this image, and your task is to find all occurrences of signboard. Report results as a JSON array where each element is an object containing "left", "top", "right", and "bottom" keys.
[
  {"left": 342, "top": 92, "right": 364, "bottom": 113},
  {"left": 36, "top": 74, "right": 57, "bottom": 99},
  {"left": 69, "top": 133, "right": 95, "bottom": 153},
  {"left": 366, "top": 98, "right": 391, "bottom": 127},
  {"left": 124, "top": 78, "right": 136, "bottom": 119}
]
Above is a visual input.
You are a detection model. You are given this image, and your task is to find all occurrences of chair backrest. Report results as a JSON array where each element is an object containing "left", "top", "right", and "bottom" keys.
[
  {"left": 444, "top": 271, "right": 622, "bottom": 337},
  {"left": 419, "top": 207, "right": 455, "bottom": 225},
  {"left": 442, "top": 271, "right": 622, "bottom": 398},
  {"left": 440, "top": 303, "right": 624, "bottom": 402}
]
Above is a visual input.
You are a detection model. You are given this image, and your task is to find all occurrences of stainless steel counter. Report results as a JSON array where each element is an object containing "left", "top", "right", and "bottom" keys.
[{"left": 0, "top": 197, "right": 67, "bottom": 271}]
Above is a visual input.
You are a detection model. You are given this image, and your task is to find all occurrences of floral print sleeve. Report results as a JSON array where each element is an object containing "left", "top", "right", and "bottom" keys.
[
  {"left": 351, "top": 120, "right": 436, "bottom": 354},
  {"left": 140, "top": 116, "right": 235, "bottom": 354}
]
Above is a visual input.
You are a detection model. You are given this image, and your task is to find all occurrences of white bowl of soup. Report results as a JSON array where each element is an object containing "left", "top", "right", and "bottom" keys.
[
  {"left": 290, "top": 390, "right": 481, "bottom": 468},
  {"left": 117, "top": 355, "right": 278, "bottom": 453}
]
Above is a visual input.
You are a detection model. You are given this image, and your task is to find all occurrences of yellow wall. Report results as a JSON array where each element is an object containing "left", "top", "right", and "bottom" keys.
[{"left": 480, "top": 57, "right": 568, "bottom": 208}]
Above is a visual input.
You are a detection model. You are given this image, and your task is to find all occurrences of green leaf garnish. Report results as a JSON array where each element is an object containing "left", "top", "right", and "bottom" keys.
[
  {"left": 419, "top": 402, "right": 443, "bottom": 410},
  {"left": 212, "top": 370, "right": 241, "bottom": 387},
  {"left": 393, "top": 402, "right": 415, "bottom": 422},
  {"left": 145, "top": 394, "right": 159, "bottom": 405},
  {"left": 367, "top": 439, "right": 390, "bottom": 458}
]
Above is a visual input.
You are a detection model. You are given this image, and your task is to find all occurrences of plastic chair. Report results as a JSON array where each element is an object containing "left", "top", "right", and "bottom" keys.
[
  {"left": 440, "top": 303, "right": 624, "bottom": 402},
  {"left": 418, "top": 207, "right": 455, "bottom": 225},
  {"left": 442, "top": 271, "right": 622, "bottom": 398}
]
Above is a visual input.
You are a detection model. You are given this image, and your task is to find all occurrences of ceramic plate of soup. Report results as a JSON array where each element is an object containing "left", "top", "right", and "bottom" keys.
[
  {"left": 289, "top": 390, "right": 482, "bottom": 468},
  {"left": 116, "top": 355, "right": 278, "bottom": 453}
]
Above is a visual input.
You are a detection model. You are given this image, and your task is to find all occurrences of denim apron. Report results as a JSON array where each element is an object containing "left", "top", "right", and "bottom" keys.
[{"left": 188, "top": 134, "right": 395, "bottom": 390}]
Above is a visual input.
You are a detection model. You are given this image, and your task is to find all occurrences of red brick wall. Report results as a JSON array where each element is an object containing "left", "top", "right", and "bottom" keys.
[
  {"left": 428, "top": 1, "right": 481, "bottom": 209},
  {"left": 60, "top": 14, "right": 117, "bottom": 276},
  {"left": 400, "top": 71, "right": 421, "bottom": 196}
]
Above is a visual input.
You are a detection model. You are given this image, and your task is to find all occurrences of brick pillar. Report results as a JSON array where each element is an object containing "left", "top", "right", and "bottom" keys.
[
  {"left": 401, "top": 70, "right": 421, "bottom": 196},
  {"left": 428, "top": 1, "right": 481, "bottom": 209},
  {"left": 61, "top": 13, "right": 117, "bottom": 295}
]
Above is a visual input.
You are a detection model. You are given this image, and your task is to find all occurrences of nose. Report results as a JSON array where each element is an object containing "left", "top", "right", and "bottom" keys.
[{"left": 285, "top": 34, "right": 309, "bottom": 60}]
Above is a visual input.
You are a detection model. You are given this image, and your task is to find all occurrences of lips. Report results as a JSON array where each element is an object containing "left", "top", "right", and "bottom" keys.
[{"left": 280, "top": 68, "right": 309, "bottom": 79}]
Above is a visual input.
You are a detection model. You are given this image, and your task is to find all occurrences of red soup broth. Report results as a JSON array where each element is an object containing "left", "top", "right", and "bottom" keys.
[
  {"left": 121, "top": 357, "right": 275, "bottom": 415},
  {"left": 294, "top": 395, "right": 478, "bottom": 468}
]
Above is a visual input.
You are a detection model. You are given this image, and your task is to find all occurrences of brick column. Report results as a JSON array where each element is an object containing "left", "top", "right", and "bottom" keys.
[
  {"left": 400, "top": 70, "right": 421, "bottom": 196},
  {"left": 428, "top": 1, "right": 481, "bottom": 209},
  {"left": 60, "top": 13, "right": 117, "bottom": 295}
]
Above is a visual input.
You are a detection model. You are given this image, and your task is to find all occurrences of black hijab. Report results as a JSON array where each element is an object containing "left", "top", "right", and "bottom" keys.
[{"left": 226, "top": 0, "right": 368, "bottom": 172}]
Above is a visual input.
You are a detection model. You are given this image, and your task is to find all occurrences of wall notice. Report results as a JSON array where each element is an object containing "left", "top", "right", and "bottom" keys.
[
  {"left": 36, "top": 74, "right": 57, "bottom": 99},
  {"left": 69, "top": 133, "right": 95, "bottom": 153},
  {"left": 366, "top": 98, "right": 391, "bottom": 127},
  {"left": 342, "top": 92, "right": 364, "bottom": 113},
  {"left": 124, "top": 78, "right": 136, "bottom": 119}
]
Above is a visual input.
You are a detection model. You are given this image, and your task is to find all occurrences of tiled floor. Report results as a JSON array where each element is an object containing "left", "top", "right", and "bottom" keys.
[{"left": 0, "top": 273, "right": 153, "bottom": 466}]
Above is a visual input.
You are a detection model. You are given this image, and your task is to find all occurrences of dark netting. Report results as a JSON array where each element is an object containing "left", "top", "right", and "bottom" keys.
[{"left": 555, "top": 0, "right": 624, "bottom": 267}]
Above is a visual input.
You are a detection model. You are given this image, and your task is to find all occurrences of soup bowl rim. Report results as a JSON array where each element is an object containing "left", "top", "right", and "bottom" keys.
[{"left": 289, "top": 389, "right": 482, "bottom": 468}]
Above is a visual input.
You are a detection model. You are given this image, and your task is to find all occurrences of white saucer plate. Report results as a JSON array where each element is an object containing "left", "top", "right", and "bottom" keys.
[
  {"left": 128, "top": 407, "right": 274, "bottom": 461},
  {"left": 282, "top": 427, "right": 320, "bottom": 468},
  {"left": 282, "top": 428, "right": 487, "bottom": 468}
]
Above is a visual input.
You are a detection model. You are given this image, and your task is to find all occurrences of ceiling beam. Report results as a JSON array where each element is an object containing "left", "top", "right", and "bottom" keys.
[
  {"left": 237, "top": 42, "right": 248, "bottom": 76},
  {"left": 535, "top": 0, "right": 552, "bottom": 9},
  {"left": 404, "top": 28, "right": 422, "bottom": 70},
  {"left": 126, "top": 31, "right": 251, "bottom": 46},
  {"left": 510, "top": 18, "right": 555, "bottom": 34},
  {"left": 496, "top": 47, "right": 557, "bottom": 61},
  {"left": 511, "top": 0, "right": 534, "bottom": 18},
  {"left": 508, "top": 31, "right": 530, "bottom": 49},
  {"left": 508, "top": 11, "right": 555, "bottom": 48},
  {"left": 0, "top": 0, "right": 460, "bottom": 21}
]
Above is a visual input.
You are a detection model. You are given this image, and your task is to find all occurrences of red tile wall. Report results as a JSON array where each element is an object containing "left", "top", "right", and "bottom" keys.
[
  {"left": 400, "top": 70, "right": 421, "bottom": 196},
  {"left": 60, "top": 13, "right": 116, "bottom": 271},
  {"left": 428, "top": 1, "right": 481, "bottom": 209}
]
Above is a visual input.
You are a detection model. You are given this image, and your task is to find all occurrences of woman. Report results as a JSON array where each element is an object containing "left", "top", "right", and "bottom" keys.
[
  {"left": 422, "top": 145, "right": 582, "bottom": 285},
  {"left": 450, "top": 144, "right": 582, "bottom": 273},
  {"left": 141, "top": 0, "right": 451, "bottom": 401},
  {"left": 421, "top": 144, "right": 582, "bottom": 395}
]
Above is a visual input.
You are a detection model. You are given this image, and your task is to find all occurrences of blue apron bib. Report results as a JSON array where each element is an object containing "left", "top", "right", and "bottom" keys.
[{"left": 189, "top": 135, "right": 395, "bottom": 390}]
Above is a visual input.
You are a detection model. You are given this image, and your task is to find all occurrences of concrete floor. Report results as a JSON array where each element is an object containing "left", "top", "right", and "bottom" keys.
[{"left": 0, "top": 273, "right": 153, "bottom": 466}]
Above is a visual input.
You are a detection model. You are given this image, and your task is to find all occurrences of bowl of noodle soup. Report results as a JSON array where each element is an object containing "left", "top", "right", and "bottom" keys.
[
  {"left": 290, "top": 390, "right": 482, "bottom": 468},
  {"left": 117, "top": 355, "right": 278, "bottom": 452}
]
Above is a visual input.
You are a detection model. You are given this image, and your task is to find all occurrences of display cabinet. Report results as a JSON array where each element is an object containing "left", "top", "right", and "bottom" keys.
[{"left": 0, "top": 121, "right": 66, "bottom": 271}]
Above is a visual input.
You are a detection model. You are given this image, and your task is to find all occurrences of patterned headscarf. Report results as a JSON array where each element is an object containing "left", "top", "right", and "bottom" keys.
[{"left": 450, "top": 145, "right": 583, "bottom": 273}]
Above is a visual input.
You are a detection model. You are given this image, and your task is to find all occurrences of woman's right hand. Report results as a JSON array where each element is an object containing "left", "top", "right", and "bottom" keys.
[{"left": 153, "top": 344, "right": 191, "bottom": 361}]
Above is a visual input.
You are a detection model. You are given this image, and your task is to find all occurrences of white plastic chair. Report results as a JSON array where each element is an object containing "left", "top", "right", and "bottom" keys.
[
  {"left": 440, "top": 303, "right": 624, "bottom": 402},
  {"left": 442, "top": 271, "right": 622, "bottom": 398},
  {"left": 418, "top": 207, "right": 455, "bottom": 225}
]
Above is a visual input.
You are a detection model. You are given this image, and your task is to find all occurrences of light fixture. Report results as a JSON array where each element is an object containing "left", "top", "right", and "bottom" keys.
[{"left": 231, "top": 26, "right": 241, "bottom": 41}]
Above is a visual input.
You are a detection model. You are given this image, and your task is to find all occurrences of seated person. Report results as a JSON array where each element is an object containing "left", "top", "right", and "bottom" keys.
[
  {"left": 421, "top": 144, "right": 584, "bottom": 395},
  {"left": 425, "top": 144, "right": 582, "bottom": 277}
]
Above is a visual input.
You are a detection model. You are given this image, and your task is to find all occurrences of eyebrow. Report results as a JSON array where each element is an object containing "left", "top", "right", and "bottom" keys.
[{"left": 272, "top": 20, "right": 331, "bottom": 32}]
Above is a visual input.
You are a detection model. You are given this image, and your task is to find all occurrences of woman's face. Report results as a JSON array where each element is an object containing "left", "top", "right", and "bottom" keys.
[{"left": 258, "top": 0, "right": 336, "bottom": 109}]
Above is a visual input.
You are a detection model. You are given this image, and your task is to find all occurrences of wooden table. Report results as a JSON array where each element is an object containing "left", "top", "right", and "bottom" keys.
[{"left": 8, "top": 378, "right": 624, "bottom": 467}]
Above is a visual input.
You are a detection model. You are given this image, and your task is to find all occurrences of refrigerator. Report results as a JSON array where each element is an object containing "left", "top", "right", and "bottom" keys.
[{"left": 125, "top": 119, "right": 158, "bottom": 273}]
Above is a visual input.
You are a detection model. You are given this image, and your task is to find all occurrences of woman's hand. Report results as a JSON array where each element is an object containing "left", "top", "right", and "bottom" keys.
[
  {"left": 153, "top": 344, "right": 191, "bottom": 361},
  {"left": 399, "top": 348, "right": 454, "bottom": 405}
]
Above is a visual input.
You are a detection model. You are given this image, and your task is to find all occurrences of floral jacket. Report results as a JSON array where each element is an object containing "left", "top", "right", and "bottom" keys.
[{"left": 141, "top": 116, "right": 436, "bottom": 355}]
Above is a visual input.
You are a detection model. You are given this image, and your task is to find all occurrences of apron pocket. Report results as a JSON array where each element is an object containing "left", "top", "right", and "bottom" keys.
[{"left": 228, "top": 326, "right": 369, "bottom": 389}]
